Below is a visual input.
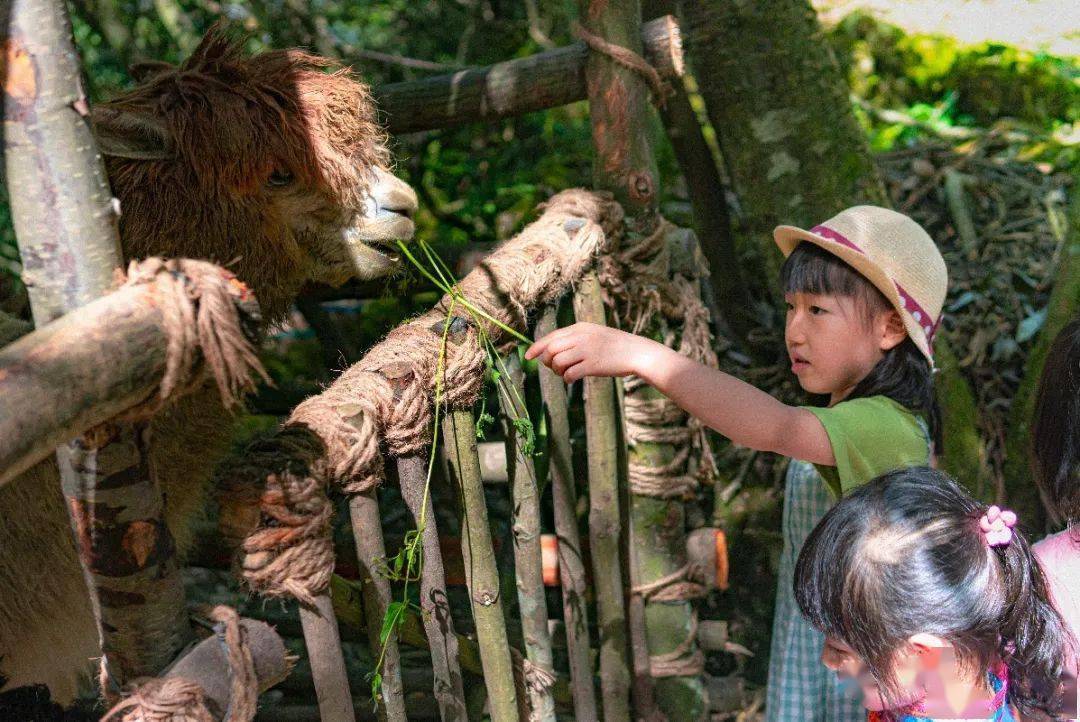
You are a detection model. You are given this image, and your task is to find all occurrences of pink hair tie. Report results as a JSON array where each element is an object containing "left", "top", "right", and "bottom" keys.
[{"left": 979, "top": 505, "right": 1018, "bottom": 547}]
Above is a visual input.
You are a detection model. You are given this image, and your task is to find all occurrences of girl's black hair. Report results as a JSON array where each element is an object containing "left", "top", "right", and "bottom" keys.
[
  {"left": 795, "top": 466, "right": 1074, "bottom": 716},
  {"left": 780, "top": 242, "right": 942, "bottom": 450},
  {"left": 1031, "top": 318, "right": 1080, "bottom": 527}
]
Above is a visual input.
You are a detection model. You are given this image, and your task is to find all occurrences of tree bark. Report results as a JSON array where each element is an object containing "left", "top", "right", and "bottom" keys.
[
  {"left": 536, "top": 306, "right": 600, "bottom": 722},
  {"left": 374, "top": 16, "right": 682, "bottom": 135},
  {"left": 1003, "top": 181, "right": 1080, "bottom": 530},
  {"left": 501, "top": 353, "right": 556, "bottom": 722},
  {"left": 348, "top": 490, "right": 407, "bottom": 722},
  {"left": 396, "top": 455, "right": 469, "bottom": 721},
  {"left": 579, "top": 0, "right": 707, "bottom": 717},
  {"left": 677, "top": 0, "right": 888, "bottom": 253},
  {"left": 3, "top": 0, "right": 192, "bottom": 689},
  {"left": 573, "top": 273, "right": 632, "bottom": 721},
  {"left": 443, "top": 409, "right": 520, "bottom": 722},
  {"left": 165, "top": 618, "right": 292, "bottom": 721},
  {"left": 298, "top": 594, "right": 356, "bottom": 722}
]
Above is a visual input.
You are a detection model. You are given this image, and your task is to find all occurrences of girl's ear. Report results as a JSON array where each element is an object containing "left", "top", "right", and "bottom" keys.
[
  {"left": 906, "top": 632, "right": 949, "bottom": 669},
  {"left": 879, "top": 310, "right": 907, "bottom": 351}
]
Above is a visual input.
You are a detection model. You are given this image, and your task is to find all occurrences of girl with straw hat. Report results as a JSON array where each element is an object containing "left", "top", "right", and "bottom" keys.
[{"left": 527, "top": 204, "right": 948, "bottom": 721}]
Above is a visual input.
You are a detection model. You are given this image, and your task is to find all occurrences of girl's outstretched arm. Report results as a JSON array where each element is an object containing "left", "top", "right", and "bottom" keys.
[{"left": 525, "top": 322, "right": 836, "bottom": 466}]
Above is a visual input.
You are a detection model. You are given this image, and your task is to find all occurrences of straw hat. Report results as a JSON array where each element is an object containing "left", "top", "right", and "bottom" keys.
[{"left": 774, "top": 205, "right": 947, "bottom": 363}]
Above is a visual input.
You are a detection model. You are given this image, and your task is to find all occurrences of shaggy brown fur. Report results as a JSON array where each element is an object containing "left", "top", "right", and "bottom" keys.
[{"left": 0, "top": 28, "right": 416, "bottom": 702}]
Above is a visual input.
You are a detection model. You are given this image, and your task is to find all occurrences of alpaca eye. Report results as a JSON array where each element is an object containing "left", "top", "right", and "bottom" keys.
[{"left": 267, "top": 169, "right": 294, "bottom": 188}]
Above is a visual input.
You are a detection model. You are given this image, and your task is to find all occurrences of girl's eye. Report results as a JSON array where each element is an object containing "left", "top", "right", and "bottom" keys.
[
  {"left": 810, "top": 306, "right": 826, "bottom": 315},
  {"left": 784, "top": 302, "right": 794, "bottom": 311}
]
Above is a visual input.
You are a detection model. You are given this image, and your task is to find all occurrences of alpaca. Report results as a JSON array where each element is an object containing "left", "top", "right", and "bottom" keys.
[{"left": 0, "top": 29, "right": 417, "bottom": 702}]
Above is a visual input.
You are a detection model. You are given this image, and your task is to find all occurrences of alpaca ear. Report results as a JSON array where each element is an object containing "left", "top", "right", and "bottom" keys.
[{"left": 91, "top": 106, "right": 172, "bottom": 160}]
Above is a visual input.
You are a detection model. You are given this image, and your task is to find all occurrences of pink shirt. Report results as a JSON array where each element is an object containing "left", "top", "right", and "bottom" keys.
[{"left": 1033, "top": 528, "right": 1080, "bottom": 719}]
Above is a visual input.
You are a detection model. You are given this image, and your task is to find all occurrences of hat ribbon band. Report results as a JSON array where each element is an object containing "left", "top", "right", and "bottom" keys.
[{"left": 810, "top": 224, "right": 941, "bottom": 345}]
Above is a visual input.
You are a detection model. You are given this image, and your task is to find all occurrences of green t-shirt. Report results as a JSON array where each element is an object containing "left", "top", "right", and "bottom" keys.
[{"left": 803, "top": 395, "right": 930, "bottom": 498}]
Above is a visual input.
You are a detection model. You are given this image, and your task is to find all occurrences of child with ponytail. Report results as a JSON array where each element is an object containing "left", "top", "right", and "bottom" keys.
[{"left": 795, "top": 466, "right": 1073, "bottom": 721}]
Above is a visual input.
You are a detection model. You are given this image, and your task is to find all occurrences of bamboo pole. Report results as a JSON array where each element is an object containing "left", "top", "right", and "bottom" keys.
[
  {"left": 500, "top": 353, "right": 556, "bottom": 722},
  {"left": 298, "top": 594, "right": 356, "bottom": 722},
  {"left": 328, "top": 574, "right": 578, "bottom": 708},
  {"left": 535, "top": 306, "right": 600, "bottom": 721},
  {"left": 443, "top": 409, "right": 520, "bottom": 722},
  {"left": 572, "top": 273, "right": 631, "bottom": 721},
  {"left": 348, "top": 490, "right": 407, "bottom": 722},
  {"left": 374, "top": 16, "right": 683, "bottom": 134},
  {"left": 3, "top": 0, "right": 194, "bottom": 689},
  {"left": 396, "top": 455, "right": 469, "bottom": 721}
]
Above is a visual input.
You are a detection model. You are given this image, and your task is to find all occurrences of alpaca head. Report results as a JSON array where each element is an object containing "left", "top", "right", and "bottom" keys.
[{"left": 93, "top": 28, "right": 418, "bottom": 322}]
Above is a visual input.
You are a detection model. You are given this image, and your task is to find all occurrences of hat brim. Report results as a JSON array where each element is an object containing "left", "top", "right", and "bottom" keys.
[{"left": 774, "top": 225, "right": 934, "bottom": 363}]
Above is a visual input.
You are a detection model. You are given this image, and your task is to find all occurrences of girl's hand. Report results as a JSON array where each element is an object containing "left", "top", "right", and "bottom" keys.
[{"left": 524, "top": 322, "right": 662, "bottom": 383}]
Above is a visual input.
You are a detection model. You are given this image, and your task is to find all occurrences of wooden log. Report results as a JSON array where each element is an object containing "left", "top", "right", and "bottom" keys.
[
  {"left": 298, "top": 593, "right": 356, "bottom": 722},
  {"left": 572, "top": 273, "right": 631, "bottom": 721},
  {"left": 374, "top": 16, "right": 683, "bottom": 135},
  {"left": 4, "top": 0, "right": 194, "bottom": 689},
  {"left": 535, "top": 306, "right": 600, "bottom": 721},
  {"left": 500, "top": 353, "right": 556, "bottom": 722},
  {"left": 443, "top": 409, "right": 520, "bottom": 722},
  {"left": 0, "top": 271, "right": 261, "bottom": 488},
  {"left": 396, "top": 455, "right": 469, "bottom": 721},
  {"left": 164, "top": 618, "right": 292, "bottom": 720},
  {"left": 348, "top": 490, "right": 407, "bottom": 722}
]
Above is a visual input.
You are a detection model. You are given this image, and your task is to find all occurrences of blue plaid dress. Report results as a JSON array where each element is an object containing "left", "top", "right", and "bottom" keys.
[{"left": 765, "top": 459, "right": 866, "bottom": 722}]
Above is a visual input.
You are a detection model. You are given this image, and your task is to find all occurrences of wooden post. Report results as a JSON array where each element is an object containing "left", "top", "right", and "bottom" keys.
[
  {"left": 396, "top": 455, "right": 469, "bottom": 721},
  {"left": 500, "top": 353, "right": 556, "bottom": 722},
  {"left": 374, "top": 16, "right": 683, "bottom": 134},
  {"left": 572, "top": 274, "right": 631, "bottom": 721},
  {"left": 3, "top": 0, "right": 193, "bottom": 689},
  {"left": 348, "top": 490, "right": 407, "bottom": 722},
  {"left": 0, "top": 264, "right": 262, "bottom": 488},
  {"left": 443, "top": 409, "right": 520, "bottom": 722},
  {"left": 298, "top": 594, "right": 356, "bottom": 722},
  {"left": 535, "top": 306, "right": 600, "bottom": 721},
  {"left": 578, "top": 0, "right": 706, "bottom": 717}
]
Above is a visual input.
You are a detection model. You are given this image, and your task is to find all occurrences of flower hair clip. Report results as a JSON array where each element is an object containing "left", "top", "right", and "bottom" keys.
[{"left": 979, "top": 505, "right": 1018, "bottom": 547}]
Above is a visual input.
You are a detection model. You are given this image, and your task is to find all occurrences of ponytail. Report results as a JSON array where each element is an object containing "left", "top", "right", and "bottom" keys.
[
  {"left": 995, "top": 529, "right": 1077, "bottom": 716},
  {"left": 794, "top": 467, "right": 1075, "bottom": 717}
]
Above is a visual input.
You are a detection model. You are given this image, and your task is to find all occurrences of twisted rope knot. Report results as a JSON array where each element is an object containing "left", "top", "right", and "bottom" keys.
[
  {"left": 572, "top": 22, "right": 673, "bottom": 108},
  {"left": 101, "top": 607, "right": 259, "bottom": 722},
  {"left": 125, "top": 257, "right": 268, "bottom": 412}
]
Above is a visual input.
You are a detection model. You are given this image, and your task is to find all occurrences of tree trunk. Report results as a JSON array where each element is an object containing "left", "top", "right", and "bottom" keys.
[
  {"left": 677, "top": 0, "right": 888, "bottom": 252},
  {"left": 3, "top": 0, "right": 192, "bottom": 689},
  {"left": 1002, "top": 181, "right": 1080, "bottom": 530}
]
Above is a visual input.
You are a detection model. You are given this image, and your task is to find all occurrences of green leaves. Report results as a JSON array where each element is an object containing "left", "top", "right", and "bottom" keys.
[{"left": 380, "top": 601, "right": 407, "bottom": 645}]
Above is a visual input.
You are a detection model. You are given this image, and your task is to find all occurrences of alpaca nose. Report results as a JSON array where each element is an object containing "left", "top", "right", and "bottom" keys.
[{"left": 371, "top": 167, "right": 418, "bottom": 220}]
